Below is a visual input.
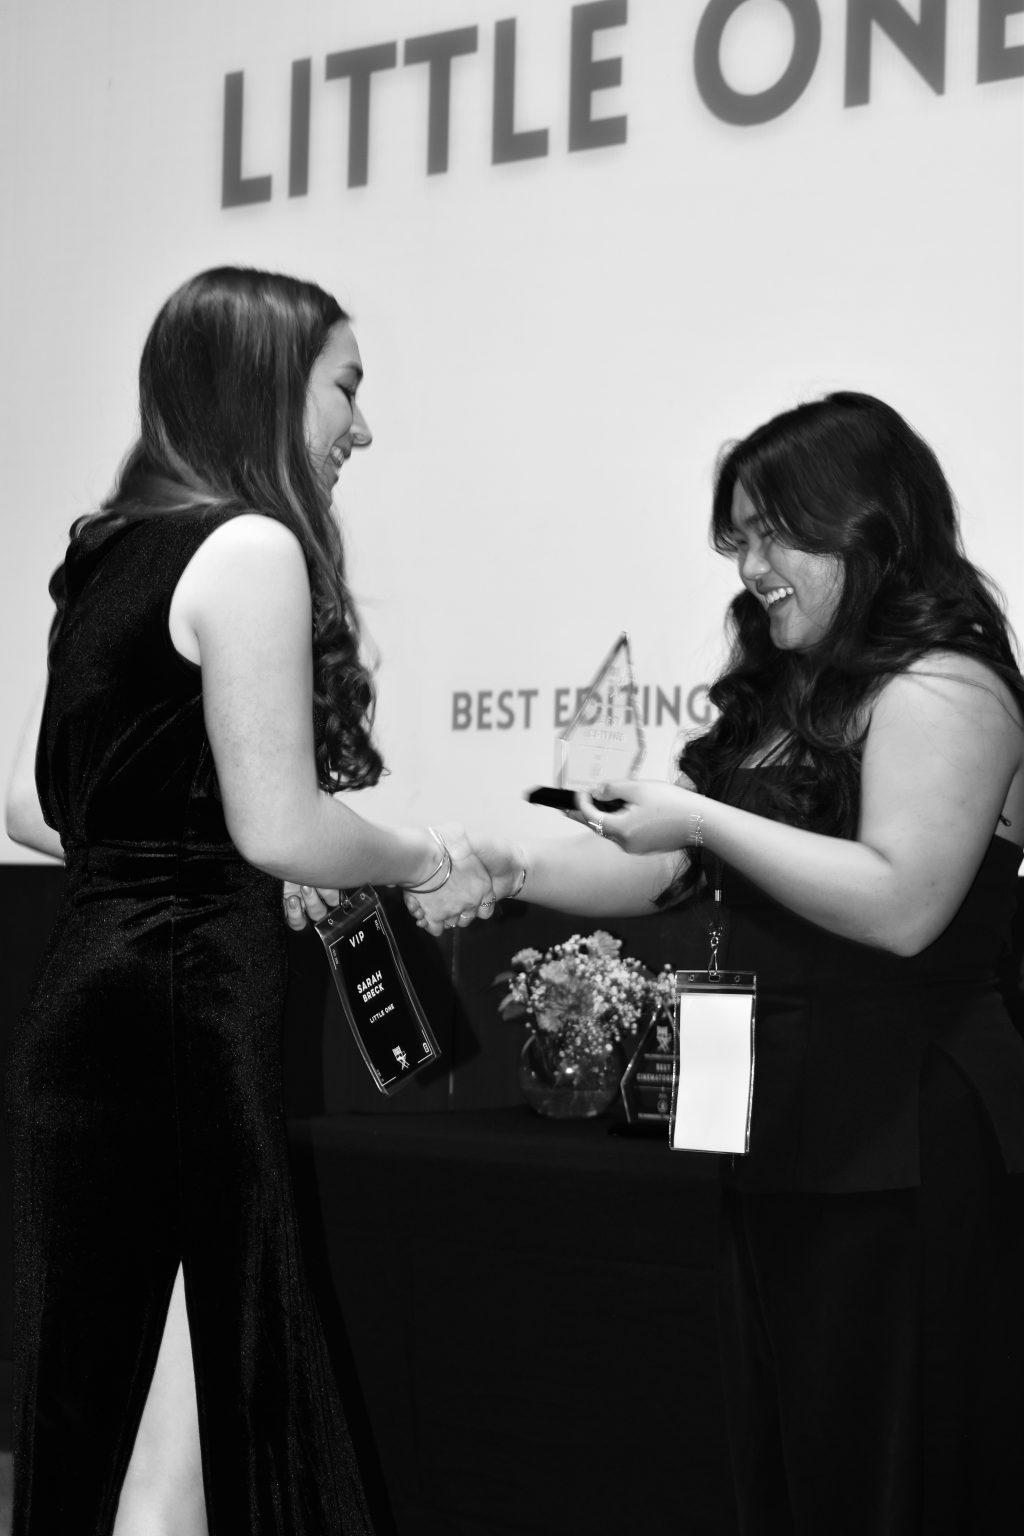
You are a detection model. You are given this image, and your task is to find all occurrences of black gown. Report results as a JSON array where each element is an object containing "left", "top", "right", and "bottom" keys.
[
  {"left": 708, "top": 770, "right": 1024, "bottom": 1534},
  {"left": 6, "top": 507, "right": 375, "bottom": 1535}
]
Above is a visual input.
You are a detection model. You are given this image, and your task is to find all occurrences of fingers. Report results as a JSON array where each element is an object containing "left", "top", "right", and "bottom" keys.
[
  {"left": 409, "top": 889, "right": 497, "bottom": 934},
  {"left": 406, "top": 823, "right": 505, "bottom": 934},
  {"left": 416, "top": 901, "right": 490, "bottom": 934},
  {"left": 282, "top": 881, "right": 308, "bottom": 930},
  {"left": 576, "top": 789, "right": 615, "bottom": 843},
  {"left": 282, "top": 882, "right": 340, "bottom": 930},
  {"left": 298, "top": 886, "right": 332, "bottom": 924}
]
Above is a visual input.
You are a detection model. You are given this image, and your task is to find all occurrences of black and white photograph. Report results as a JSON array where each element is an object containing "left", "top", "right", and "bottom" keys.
[{"left": 1, "top": 2, "right": 1022, "bottom": 1532}]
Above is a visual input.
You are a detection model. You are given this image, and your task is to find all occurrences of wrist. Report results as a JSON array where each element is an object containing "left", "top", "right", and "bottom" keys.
[
  {"left": 687, "top": 794, "right": 709, "bottom": 850},
  {"left": 507, "top": 841, "right": 527, "bottom": 898},
  {"left": 402, "top": 827, "right": 449, "bottom": 891}
]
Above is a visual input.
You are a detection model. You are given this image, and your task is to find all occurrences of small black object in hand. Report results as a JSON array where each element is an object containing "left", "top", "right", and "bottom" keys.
[{"left": 525, "top": 786, "right": 626, "bottom": 813}]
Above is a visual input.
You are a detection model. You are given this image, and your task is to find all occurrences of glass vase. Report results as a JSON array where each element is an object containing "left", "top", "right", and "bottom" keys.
[{"left": 517, "top": 1035, "right": 621, "bottom": 1120}]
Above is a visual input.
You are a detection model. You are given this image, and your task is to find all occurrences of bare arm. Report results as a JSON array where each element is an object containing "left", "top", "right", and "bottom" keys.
[
  {"left": 4, "top": 682, "right": 64, "bottom": 860},
  {"left": 512, "top": 829, "right": 679, "bottom": 917},
  {"left": 408, "top": 822, "right": 681, "bottom": 935},
  {"left": 578, "top": 655, "right": 1024, "bottom": 956},
  {"left": 172, "top": 514, "right": 490, "bottom": 906}
]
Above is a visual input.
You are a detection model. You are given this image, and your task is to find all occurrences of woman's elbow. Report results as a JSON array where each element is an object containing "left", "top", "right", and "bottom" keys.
[
  {"left": 222, "top": 801, "right": 307, "bottom": 877},
  {"left": 4, "top": 792, "right": 61, "bottom": 858},
  {"left": 226, "top": 821, "right": 292, "bottom": 876},
  {"left": 879, "top": 931, "right": 931, "bottom": 959},
  {"left": 5, "top": 787, "right": 38, "bottom": 845},
  {"left": 873, "top": 909, "right": 944, "bottom": 959}
]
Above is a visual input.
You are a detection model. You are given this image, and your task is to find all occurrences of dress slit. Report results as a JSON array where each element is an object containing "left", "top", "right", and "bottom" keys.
[{"left": 110, "top": 1261, "right": 207, "bottom": 1535}]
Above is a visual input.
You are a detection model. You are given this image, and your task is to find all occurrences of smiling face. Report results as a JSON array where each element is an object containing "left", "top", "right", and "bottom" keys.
[
  {"left": 303, "top": 320, "right": 372, "bottom": 496},
  {"left": 731, "top": 482, "right": 844, "bottom": 652}
]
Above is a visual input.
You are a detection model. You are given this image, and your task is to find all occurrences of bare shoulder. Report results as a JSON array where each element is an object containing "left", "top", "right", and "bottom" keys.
[
  {"left": 196, "top": 511, "right": 304, "bottom": 564},
  {"left": 873, "top": 650, "right": 1024, "bottom": 734},
  {"left": 170, "top": 513, "right": 309, "bottom": 661},
  {"left": 176, "top": 513, "right": 307, "bottom": 605}
]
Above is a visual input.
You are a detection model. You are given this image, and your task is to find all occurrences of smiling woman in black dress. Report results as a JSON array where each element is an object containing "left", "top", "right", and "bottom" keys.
[
  {"left": 4, "top": 267, "right": 494, "bottom": 1535},
  {"left": 455, "top": 393, "right": 1024, "bottom": 1534}
]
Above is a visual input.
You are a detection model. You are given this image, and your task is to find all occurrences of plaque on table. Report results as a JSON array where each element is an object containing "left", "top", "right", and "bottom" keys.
[
  {"left": 526, "top": 633, "right": 646, "bottom": 811},
  {"left": 314, "top": 887, "right": 442, "bottom": 1095},
  {"left": 620, "top": 1009, "right": 677, "bottom": 1131}
]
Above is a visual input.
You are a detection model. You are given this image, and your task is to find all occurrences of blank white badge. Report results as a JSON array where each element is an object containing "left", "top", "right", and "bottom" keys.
[{"left": 670, "top": 974, "right": 756, "bottom": 1155}]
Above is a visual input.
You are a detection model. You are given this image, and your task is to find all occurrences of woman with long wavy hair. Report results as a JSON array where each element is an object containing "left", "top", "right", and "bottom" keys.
[
  {"left": 459, "top": 393, "right": 1024, "bottom": 1533},
  {"left": 5, "top": 267, "right": 494, "bottom": 1534}
]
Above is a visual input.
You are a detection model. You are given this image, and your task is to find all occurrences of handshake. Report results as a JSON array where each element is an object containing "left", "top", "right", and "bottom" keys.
[
  {"left": 281, "top": 822, "right": 527, "bottom": 938},
  {"left": 400, "top": 824, "right": 527, "bottom": 936},
  {"left": 279, "top": 777, "right": 684, "bottom": 936}
]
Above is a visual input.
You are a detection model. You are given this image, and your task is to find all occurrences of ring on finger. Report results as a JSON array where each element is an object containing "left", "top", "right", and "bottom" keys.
[{"left": 587, "top": 816, "right": 605, "bottom": 837}]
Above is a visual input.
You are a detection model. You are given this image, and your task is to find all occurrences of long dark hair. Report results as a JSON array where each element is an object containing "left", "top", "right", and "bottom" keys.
[
  {"left": 670, "top": 391, "right": 1023, "bottom": 896},
  {"left": 76, "top": 267, "right": 383, "bottom": 791}
]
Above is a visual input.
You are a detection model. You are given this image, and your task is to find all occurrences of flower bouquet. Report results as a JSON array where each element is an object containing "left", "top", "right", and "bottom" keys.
[{"left": 495, "top": 931, "right": 675, "bottom": 1118}]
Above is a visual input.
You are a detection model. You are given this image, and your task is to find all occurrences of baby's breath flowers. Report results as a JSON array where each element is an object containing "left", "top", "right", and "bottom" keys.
[{"left": 496, "top": 931, "right": 674, "bottom": 1090}]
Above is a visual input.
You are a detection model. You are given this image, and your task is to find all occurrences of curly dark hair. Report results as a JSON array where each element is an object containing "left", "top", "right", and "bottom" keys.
[
  {"left": 665, "top": 391, "right": 1024, "bottom": 900},
  {"left": 71, "top": 267, "right": 383, "bottom": 791}
]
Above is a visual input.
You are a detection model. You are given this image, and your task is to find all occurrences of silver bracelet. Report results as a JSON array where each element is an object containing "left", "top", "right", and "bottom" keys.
[
  {"left": 692, "top": 813, "right": 704, "bottom": 849},
  {"left": 401, "top": 828, "right": 453, "bottom": 894}
]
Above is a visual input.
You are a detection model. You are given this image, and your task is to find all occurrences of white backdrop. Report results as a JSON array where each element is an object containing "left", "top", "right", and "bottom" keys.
[{"left": 2, "top": 0, "right": 1022, "bottom": 860}]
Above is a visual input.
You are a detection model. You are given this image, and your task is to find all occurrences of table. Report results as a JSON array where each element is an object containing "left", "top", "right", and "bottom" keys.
[{"left": 287, "top": 1109, "right": 738, "bottom": 1536}]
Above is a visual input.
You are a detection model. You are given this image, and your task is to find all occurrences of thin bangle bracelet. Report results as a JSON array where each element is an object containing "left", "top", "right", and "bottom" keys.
[{"left": 401, "top": 828, "right": 452, "bottom": 893}]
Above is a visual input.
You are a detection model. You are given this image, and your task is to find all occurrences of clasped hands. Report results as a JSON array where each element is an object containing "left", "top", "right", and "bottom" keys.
[
  {"left": 282, "top": 822, "right": 525, "bottom": 937},
  {"left": 282, "top": 780, "right": 703, "bottom": 935},
  {"left": 401, "top": 825, "right": 525, "bottom": 937}
]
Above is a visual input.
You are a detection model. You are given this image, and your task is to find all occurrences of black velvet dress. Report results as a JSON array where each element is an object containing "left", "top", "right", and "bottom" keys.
[{"left": 7, "top": 508, "right": 375, "bottom": 1535}]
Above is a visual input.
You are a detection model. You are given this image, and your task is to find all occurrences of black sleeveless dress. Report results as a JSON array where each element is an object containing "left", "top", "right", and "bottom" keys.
[
  {"left": 708, "top": 771, "right": 1024, "bottom": 1533},
  {"left": 7, "top": 508, "right": 375, "bottom": 1535},
  {"left": 713, "top": 769, "right": 1024, "bottom": 1191}
]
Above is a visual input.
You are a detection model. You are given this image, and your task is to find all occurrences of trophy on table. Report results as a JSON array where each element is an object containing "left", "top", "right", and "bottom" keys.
[
  {"left": 527, "top": 636, "right": 676, "bottom": 1131},
  {"left": 526, "top": 632, "right": 646, "bottom": 812}
]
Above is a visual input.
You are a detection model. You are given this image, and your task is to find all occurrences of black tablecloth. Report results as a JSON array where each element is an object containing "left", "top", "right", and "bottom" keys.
[{"left": 288, "top": 1110, "right": 738, "bottom": 1536}]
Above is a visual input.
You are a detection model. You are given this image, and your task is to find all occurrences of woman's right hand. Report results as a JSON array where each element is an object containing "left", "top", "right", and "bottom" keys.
[{"left": 405, "top": 823, "right": 499, "bottom": 936}]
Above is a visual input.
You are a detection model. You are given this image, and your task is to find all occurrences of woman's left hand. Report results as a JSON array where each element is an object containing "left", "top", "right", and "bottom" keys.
[
  {"left": 572, "top": 779, "right": 701, "bottom": 855},
  {"left": 282, "top": 882, "right": 340, "bottom": 931}
]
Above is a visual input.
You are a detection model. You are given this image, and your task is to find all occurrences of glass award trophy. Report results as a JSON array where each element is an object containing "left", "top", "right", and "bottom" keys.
[
  {"left": 313, "top": 888, "right": 442, "bottom": 1095},
  {"left": 527, "top": 633, "right": 646, "bottom": 809}
]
